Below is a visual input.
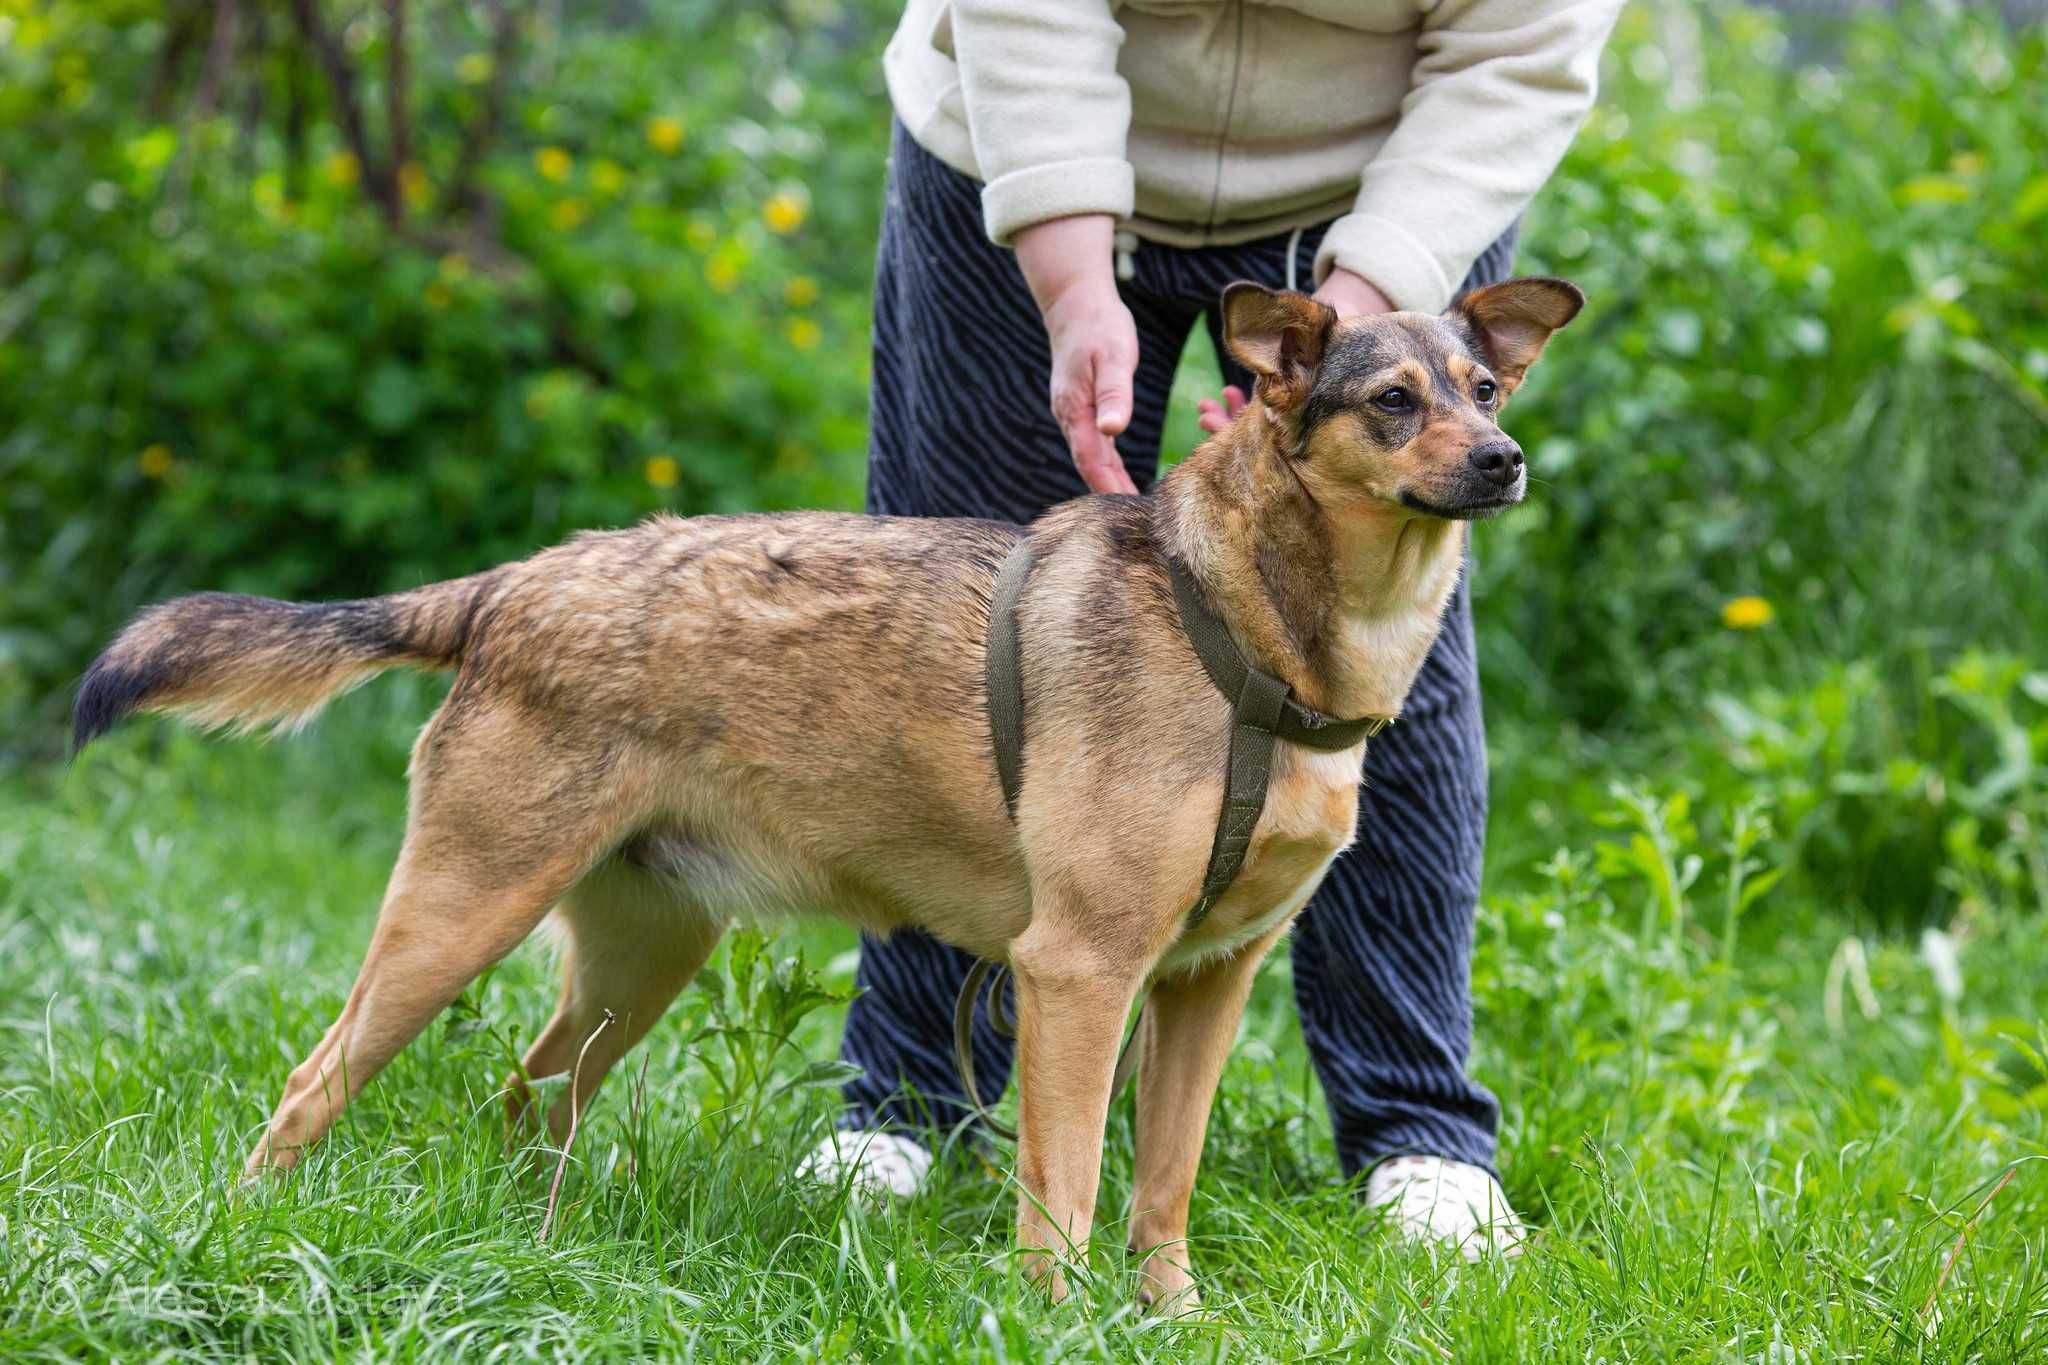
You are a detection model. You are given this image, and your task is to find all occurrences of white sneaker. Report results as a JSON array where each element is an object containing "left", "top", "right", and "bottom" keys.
[
  {"left": 798, "top": 1129, "right": 933, "bottom": 1200},
  {"left": 1365, "top": 1155, "right": 1528, "bottom": 1259}
]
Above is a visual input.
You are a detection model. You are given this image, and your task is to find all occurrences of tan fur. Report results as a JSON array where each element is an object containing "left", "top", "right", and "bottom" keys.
[{"left": 77, "top": 278, "right": 1580, "bottom": 1304}]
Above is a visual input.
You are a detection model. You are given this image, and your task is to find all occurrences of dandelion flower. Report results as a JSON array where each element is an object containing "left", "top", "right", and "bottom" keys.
[
  {"left": 785, "top": 317, "right": 823, "bottom": 350},
  {"left": 591, "top": 160, "right": 627, "bottom": 197},
  {"left": 784, "top": 276, "right": 819, "bottom": 308},
  {"left": 549, "top": 198, "right": 588, "bottom": 232},
  {"left": 1721, "top": 596, "right": 1774, "bottom": 630},
  {"left": 138, "top": 444, "right": 174, "bottom": 479},
  {"left": 534, "top": 146, "right": 574, "bottom": 183},
  {"left": 646, "top": 116, "right": 685, "bottom": 154},
  {"left": 763, "top": 189, "right": 808, "bottom": 234},
  {"left": 704, "top": 257, "right": 740, "bottom": 293},
  {"left": 323, "top": 151, "right": 360, "bottom": 187},
  {"left": 399, "top": 161, "right": 431, "bottom": 208},
  {"left": 645, "top": 455, "right": 680, "bottom": 489}
]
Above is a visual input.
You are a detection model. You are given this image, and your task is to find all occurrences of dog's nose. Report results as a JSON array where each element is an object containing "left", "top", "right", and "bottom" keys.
[{"left": 1467, "top": 440, "right": 1524, "bottom": 487}]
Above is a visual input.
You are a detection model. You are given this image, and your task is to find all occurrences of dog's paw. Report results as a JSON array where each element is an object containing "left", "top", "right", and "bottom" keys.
[{"left": 1134, "top": 1255, "right": 1201, "bottom": 1315}]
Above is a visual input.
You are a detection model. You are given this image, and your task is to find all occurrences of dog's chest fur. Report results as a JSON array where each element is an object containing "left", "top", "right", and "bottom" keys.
[{"left": 1157, "top": 744, "right": 1365, "bottom": 970}]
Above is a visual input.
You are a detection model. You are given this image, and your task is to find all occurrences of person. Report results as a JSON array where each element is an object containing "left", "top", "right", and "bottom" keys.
[{"left": 802, "top": 0, "right": 1624, "bottom": 1256}]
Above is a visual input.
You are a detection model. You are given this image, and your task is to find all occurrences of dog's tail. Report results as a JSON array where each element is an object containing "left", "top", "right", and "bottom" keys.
[{"left": 72, "top": 570, "right": 503, "bottom": 753}]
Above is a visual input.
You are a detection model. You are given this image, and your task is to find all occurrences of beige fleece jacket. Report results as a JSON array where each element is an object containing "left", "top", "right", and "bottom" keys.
[{"left": 884, "top": 0, "right": 1623, "bottom": 313}]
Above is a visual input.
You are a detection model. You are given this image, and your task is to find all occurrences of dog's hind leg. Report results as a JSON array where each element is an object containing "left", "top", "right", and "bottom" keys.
[
  {"left": 507, "top": 860, "right": 726, "bottom": 1145},
  {"left": 243, "top": 702, "right": 640, "bottom": 1178},
  {"left": 1126, "top": 919, "right": 1292, "bottom": 1312}
]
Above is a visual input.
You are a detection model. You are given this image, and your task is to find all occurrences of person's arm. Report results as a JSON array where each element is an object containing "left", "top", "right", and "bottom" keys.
[
  {"left": 952, "top": 1, "right": 1140, "bottom": 493},
  {"left": 1314, "top": 0, "right": 1626, "bottom": 314},
  {"left": 951, "top": 0, "right": 1133, "bottom": 246},
  {"left": 1012, "top": 214, "right": 1140, "bottom": 495}
]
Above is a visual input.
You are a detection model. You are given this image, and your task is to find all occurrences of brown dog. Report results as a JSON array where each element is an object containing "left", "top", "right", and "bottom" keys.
[{"left": 74, "top": 277, "right": 1580, "bottom": 1305}]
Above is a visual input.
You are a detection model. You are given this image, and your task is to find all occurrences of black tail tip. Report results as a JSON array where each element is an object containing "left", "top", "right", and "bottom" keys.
[{"left": 72, "top": 659, "right": 159, "bottom": 756}]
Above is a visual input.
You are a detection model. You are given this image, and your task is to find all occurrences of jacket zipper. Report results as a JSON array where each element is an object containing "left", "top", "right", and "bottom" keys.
[{"left": 1204, "top": 1, "right": 1247, "bottom": 232}]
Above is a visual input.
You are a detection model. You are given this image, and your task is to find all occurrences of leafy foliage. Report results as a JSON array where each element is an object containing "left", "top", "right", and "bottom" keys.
[
  {"left": 1, "top": 0, "right": 886, "bottom": 737},
  {"left": 1479, "top": 5, "right": 2048, "bottom": 732}
]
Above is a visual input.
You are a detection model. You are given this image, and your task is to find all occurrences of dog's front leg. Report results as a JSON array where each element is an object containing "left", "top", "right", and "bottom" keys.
[
  {"left": 1128, "top": 919, "right": 1292, "bottom": 1311},
  {"left": 1007, "top": 916, "right": 1149, "bottom": 1301}
]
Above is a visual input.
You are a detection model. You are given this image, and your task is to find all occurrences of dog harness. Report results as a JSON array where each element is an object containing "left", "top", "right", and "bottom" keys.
[{"left": 955, "top": 535, "right": 1392, "bottom": 1139}]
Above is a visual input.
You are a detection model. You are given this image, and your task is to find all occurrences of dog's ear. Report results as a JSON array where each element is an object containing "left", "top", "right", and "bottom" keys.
[
  {"left": 1221, "top": 282, "right": 1338, "bottom": 404},
  {"left": 1446, "top": 277, "right": 1584, "bottom": 396}
]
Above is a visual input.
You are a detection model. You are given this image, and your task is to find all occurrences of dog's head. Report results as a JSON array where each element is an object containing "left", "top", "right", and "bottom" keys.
[{"left": 1219, "top": 277, "right": 1583, "bottom": 520}]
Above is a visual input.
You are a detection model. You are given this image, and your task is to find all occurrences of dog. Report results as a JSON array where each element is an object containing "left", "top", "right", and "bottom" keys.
[{"left": 73, "top": 277, "right": 1581, "bottom": 1305}]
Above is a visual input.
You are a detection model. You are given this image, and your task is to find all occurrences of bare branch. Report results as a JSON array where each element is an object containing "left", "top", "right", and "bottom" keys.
[
  {"left": 193, "top": 0, "right": 240, "bottom": 122},
  {"left": 385, "top": 0, "right": 410, "bottom": 219},
  {"left": 445, "top": 0, "right": 519, "bottom": 224},
  {"left": 147, "top": 2, "right": 206, "bottom": 122},
  {"left": 288, "top": 0, "right": 400, "bottom": 225},
  {"left": 237, "top": 0, "right": 269, "bottom": 174},
  {"left": 284, "top": 31, "right": 309, "bottom": 201}
]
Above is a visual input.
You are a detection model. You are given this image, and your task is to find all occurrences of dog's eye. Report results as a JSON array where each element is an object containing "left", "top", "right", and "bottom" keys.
[
  {"left": 1373, "top": 388, "right": 1411, "bottom": 412},
  {"left": 1475, "top": 381, "right": 1497, "bottom": 404}
]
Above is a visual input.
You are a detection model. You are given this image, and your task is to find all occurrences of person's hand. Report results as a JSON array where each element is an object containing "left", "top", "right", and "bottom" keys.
[
  {"left": 1195, "top": 382, "right": 1251, "bottom": 436},
  {"left": 1313, "top": 265, "right": 1396, "bottom": 320},
  {"left": 1197, "top": 266, "right": 1394, "bottom": 435},
  {"left": 1014, "top": 215, "right": 1140, "bottom": 495}
]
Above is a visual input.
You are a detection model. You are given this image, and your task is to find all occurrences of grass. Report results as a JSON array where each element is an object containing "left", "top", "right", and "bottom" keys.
[{"left": 2, "top": 677, "right": 2043, "bottom": 1361}]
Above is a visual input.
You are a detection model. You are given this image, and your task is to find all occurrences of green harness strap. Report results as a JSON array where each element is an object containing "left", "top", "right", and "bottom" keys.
[
  {"left": 955, "top": 536, "right": 1390, "bottom": 1139},
  {"left": 985, "top": 538, "right": 1035, "bottom": 821},
  {"left": 1163, "top": 556, "right": 1392, "bottom": 925}
]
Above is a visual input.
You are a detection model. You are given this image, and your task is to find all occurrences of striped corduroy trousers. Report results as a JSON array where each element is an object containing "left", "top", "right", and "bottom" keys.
[{"left": 838, "top": 121, "right": 1518, "bottom": 1177}]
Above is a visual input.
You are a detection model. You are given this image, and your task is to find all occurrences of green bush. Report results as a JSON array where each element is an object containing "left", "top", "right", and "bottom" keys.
[
  {"left": 1481, "top": 4, "right": 2048, "bottom": 726},
  {"left": 0, "top": 0, "right": 888, "bottom": 738}
]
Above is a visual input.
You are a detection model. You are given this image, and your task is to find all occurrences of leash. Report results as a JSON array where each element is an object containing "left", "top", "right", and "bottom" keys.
[
  {"left": 954, "top": 535, "right": 1391, "bottom": 1138},
  {"left": 951, "top": 956, "right": 1144, "bottom": 1143}
]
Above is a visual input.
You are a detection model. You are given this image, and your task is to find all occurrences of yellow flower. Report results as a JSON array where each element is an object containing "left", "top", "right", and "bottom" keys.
[
  {"left": 685, "top": 217, "right": 717, "bottom": 251},
  {"left": 783, "top": 275, "right": 819, "bottom": 307},
  {"left": 549, "top": 198, "right": 588, "bottom": 232},
  {"left": 785, "top": 317, "right": 823, "bottom": 350},
  {"left": 323, "top": 151, "right": 360, "bottom": 187},
  {"left": 423, "top": 282, "right": 453, "bottom": 311},
  {"left": 645, "top": 455, "right": 680, "bottom": 488},
  {"left": 645, "top": 115, "right": 685, "bottom": 155},
  {"left": 399, "top": 160, "right": 430, "bottom": 208},
  {"left": 591, "top": 159, "right": 627, "bottom": 197},
  {"left": 438, "top": 253, "right": 471, "bottom": 282},
  {"left": 456, "top": 52, "right": 494, "bottom": 85},
  {"left": 1721, "top": 596, "right": 1775, "bottom": 630},
  {"left": 534, "top": 146, "right": 574, "bottom": 183},
  {"left": 762, "top": 189, "right": 808, "bottom": 234},
  {"left": 137, "top": 444, "right": 174, "bottom": 479},
  {"left": 704, "top": 256, "right": 740, "bottom": 293}
]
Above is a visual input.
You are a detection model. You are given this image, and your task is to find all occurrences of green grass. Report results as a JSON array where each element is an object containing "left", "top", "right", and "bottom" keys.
[{"left": 3, "top": 680, "right": 2043, "bottom": 1361}]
